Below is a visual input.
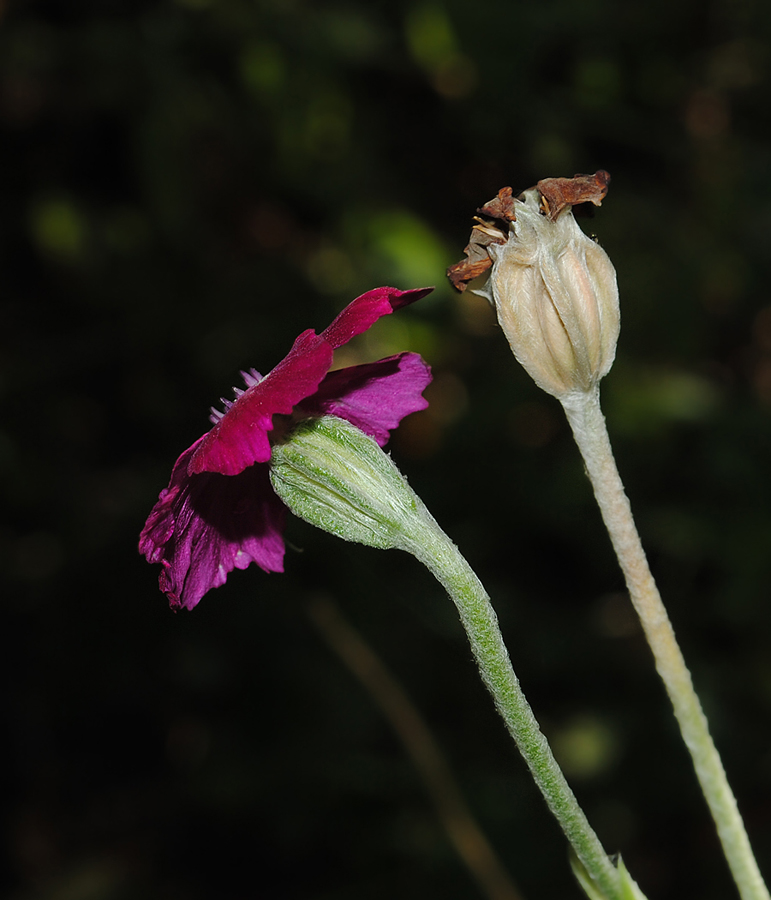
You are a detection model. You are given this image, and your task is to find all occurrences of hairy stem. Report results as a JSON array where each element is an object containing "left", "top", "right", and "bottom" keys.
[
  {"left": 401, "top": 513, "right": 632, "bottom": 900},
  {"left": 270, "top": 413, "right": 643, "bottom": 898},
  {"left": 561, "top": 386, "right": 769, "bottom": 900},
  {"left": 307, "top": 595, "right": 525, "bottom": 900}
]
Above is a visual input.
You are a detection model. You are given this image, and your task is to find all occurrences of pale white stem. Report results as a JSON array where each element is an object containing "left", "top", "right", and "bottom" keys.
[{"left": 561, "top": 386, "right": 769, "bottom": 900}]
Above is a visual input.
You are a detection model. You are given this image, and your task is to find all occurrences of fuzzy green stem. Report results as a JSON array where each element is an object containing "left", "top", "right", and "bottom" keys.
[
  {"left": 561, "top": 386, "right": 769, "bottom": 900},
  {"left": 270, "top": 414, "right": 640, "bottom": 899},
  {"left": 400, "top": 515, "right": 628, "bottom": 900}
]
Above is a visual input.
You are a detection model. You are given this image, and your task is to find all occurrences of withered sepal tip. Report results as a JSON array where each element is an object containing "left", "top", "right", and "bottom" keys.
[{"left": 446, "top": 171, "right": 611, "bottom": 292}]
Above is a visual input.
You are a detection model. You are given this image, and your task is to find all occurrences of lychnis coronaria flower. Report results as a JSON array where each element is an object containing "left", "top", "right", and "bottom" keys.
[{"left": 139, "top": 286, "right": 433, "bottom": 611}]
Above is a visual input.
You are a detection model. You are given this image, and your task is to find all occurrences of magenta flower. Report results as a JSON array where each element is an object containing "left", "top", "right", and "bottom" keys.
[{"left": 139, "top": 286, "right": 433, "bottom": 611}]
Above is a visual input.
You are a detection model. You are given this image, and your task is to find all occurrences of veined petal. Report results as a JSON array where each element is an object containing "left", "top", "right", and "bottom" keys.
[
  {"left": 300, "top": 352, "right": 432, "bottom": 446},
  {"left": 141, "top": 286, "right": 432, "bottom": 610},
  {"left": 321, "top": 286, "right": 433, "bottom": 350},
  {"left": 139, "top": 439, "right": 286, "bottom": 611},
  {"left": 189, "top": 330, "right": 334, "bottom": 477}
]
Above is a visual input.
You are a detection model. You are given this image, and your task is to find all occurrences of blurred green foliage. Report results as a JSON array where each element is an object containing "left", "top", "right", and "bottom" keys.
[{"left": 2, "top": 0, "right": 771, "bottom": 898}]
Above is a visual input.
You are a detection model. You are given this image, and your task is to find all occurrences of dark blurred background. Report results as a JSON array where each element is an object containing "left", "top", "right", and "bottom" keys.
[{"left": 3, "top": 0, "right": 771, "bottom": 898}]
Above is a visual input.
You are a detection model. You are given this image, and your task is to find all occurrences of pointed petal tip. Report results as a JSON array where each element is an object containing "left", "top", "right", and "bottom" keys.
[
  {"left": 388, "top": 286, "right": 435, "bottom": 308},
  {"left": 321, "top": 286, "right": 434, "bottom": 350}
]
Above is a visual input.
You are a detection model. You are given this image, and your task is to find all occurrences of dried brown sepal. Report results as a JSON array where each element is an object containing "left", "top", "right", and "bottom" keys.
[
  {"left": 535, "top": 170, "right": 610, "bottom": 222},
  {"left": 477, "top": 186, "right": 518, "bottom": 224},
  {"left": 447, "top": 187, "right": 516, "bottom": 292},
  {"left": 447, "top": 173, "right": 612, "bottom": 292},
  {"left": 446, "top": 240, "right": 493, "bottom": 292}
]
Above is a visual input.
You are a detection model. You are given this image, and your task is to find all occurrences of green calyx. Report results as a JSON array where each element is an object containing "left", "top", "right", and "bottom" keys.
[{"left": 269, "top": 415, "right": 431, "bottom": 553}]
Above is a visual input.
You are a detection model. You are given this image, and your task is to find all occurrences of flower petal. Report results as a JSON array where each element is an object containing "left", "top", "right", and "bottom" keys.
[
  {"left": 189, "top": 330, "right": 334, "bottom": 476},
  {"left": 141, "top": 286, "right": 433, "bottom": 609},
  {"left": 300, "top": 352, "right": 432, "bottom": 446},
  {"left": 321, "top": 286, "right": 433, "bottom": 350},
  {"left": 140, "top": 439, "right": 286, "bottom": 611}
]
